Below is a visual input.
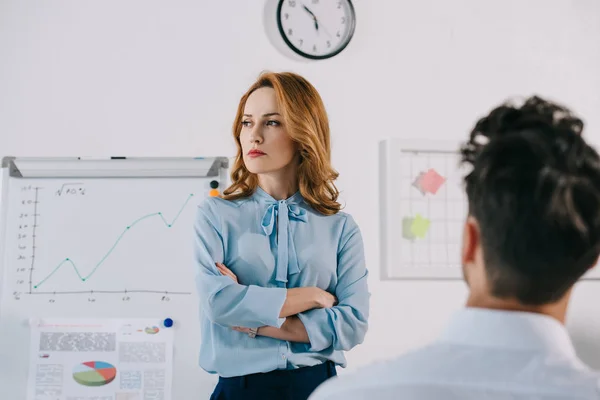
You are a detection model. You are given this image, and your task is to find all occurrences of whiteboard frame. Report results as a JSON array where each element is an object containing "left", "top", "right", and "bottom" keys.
[
  {"left": 379, "top": 138, "right": 600, "bottom": 281},
  {"left": 2, "top": 156, "right": 230, "bottom": 178}
]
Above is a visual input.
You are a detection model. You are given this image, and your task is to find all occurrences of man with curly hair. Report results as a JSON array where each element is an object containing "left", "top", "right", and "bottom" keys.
[{"left": 310, "top": 96, "right": 600, "bottom": 400}]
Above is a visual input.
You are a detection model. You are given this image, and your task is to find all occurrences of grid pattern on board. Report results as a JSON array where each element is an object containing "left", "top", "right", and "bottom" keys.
[{"left": 397, "top": 150, "right": 468, "bottom": 271}]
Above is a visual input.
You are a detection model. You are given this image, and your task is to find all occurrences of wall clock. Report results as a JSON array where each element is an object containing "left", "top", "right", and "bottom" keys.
[{"left": 265, "top": 0, "right": 356, "bottom": 61}]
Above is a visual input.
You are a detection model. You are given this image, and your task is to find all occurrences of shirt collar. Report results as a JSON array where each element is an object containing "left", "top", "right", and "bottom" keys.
[
  {"left": 252, "top": 186, "right": 304, "bottom": 205},
  {"left": 438, "top": 307, "right": 577, "bottom": 357}
]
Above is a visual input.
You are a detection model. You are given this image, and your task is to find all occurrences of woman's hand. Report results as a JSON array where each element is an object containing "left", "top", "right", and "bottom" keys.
[
  {"left": 216, "top": 262, "right": 238, "bottom": 284},
  {"left": 314, "top": 288, "right": 338, "bottom": 309},
  {"left": 232, "top": 317, "right": 310, "bottom": 343},
  {"left": 232, "top": 326, "right": 252, "bottom": 334}
]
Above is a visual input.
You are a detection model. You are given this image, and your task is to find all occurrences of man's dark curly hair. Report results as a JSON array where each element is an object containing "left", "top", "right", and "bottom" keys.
[{"left": 460, "top": 95, "right": 600, "bottom": 305}]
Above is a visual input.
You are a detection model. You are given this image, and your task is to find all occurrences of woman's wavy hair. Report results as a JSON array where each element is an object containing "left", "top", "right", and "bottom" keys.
[{"left": 222, "top": 71, "right": 341, "bottom": 215}]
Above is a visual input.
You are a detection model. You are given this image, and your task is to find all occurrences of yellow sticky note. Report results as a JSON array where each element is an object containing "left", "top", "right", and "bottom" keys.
[
  {"left": 410, "top": 214, "right": 430, "bottom": 238},
  {"left": 402, "top": 217, "right": 416, "bottom": 240}
]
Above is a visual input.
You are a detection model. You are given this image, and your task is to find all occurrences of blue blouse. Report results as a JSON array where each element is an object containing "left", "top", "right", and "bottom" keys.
[{"left": 192, "top": 186, "right": 370, "bottom": 377}]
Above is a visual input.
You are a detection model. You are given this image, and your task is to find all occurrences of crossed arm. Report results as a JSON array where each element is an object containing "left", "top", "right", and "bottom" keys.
[
  {"left": 216, "top": 262, "right": 322, "bottom": 343},
  {"left": 194, "top": 201, "right": 370, "bottom": 350}
]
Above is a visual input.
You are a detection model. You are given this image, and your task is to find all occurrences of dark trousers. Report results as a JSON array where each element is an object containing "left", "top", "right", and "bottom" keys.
[{"left": 209, "top": 361, "right": 337, "bottom": 400}]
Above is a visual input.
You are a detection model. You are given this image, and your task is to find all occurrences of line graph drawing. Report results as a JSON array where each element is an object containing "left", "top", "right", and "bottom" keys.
[{"left": 32, "top": 194, "right": 195, "bottom": 289}]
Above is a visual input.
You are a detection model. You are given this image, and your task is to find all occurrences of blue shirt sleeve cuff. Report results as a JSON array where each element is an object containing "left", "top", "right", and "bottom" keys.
[
  {"left": 297, "top": 308, "right": 332, "bottom": 352},
  {"left": 246, "top": 285, "right": 287, "bottom": 328}
]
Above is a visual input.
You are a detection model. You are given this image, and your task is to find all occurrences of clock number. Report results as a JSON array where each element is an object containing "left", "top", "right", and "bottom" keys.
[
  {"left": 313, "top": 44, "right": 317, "bottom": 52},
  {"left": 312, "top": 0, "right": 319, "bottom": 3},
  {"left": 284, "top": 13, "right": 289, "bottom": 20},
  {"left": 288, "top": 0, "right": 296, "bottom": 7},
  {"left": 288, "top": 28, "right": 293, "bottom": 36},
  {"left": 327, "top": 40, "right": 331, "bottom": 48},
  {"left": 337, "top": 1, "right": 342, "bottom": 8},
  {"left": 299, "top": 39, "right": 303, "bottom": 47},
  {"left": 336, "top": 31, "right": 341, "bottom": 38},
  {"left": 341, "top": 17, "right": 346, "bottom": 24}
]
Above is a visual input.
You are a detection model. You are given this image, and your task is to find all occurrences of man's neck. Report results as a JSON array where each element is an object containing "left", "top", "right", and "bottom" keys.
[{"left": 465, "top": 292, "right": 570, "bottom": 324}]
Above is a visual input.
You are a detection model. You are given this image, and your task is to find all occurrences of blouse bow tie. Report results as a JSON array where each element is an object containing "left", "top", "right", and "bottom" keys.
[{"left": 261, "top": 199, "right": 308, "bottom": 284}]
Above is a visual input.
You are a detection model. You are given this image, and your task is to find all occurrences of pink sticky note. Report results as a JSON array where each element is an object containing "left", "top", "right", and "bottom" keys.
[{"left": 420, "top": 169, "right": 446, "bottom": 194}]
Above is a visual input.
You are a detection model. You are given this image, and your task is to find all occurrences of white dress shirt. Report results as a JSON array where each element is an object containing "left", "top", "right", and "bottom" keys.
[{"left": 310, "top": 308, "right": 600, "bottom": 400}]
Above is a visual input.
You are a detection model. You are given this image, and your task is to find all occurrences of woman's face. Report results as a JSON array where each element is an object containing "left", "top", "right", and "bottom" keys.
[{"left": 239, "top": 87, "right": 297, "bottom": 175}]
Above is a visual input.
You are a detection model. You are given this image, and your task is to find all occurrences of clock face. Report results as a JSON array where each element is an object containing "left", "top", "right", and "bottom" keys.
[{"left": 277, "top": 0, "right": 356, "bottom": 60}]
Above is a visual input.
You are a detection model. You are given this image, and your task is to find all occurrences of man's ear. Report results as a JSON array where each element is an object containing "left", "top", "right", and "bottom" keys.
[{"left": 462, "top": 216, "right": 480, "bottom": 267}]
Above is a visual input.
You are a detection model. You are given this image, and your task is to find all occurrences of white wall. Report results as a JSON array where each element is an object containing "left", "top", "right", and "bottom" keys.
[{"left": 2, "top": 0, "right": 600, "bottom": 373}]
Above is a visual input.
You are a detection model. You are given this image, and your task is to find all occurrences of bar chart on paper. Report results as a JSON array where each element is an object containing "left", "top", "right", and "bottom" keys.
[{"left": 380, "top": 139, "right": 468, "bottom": 279}]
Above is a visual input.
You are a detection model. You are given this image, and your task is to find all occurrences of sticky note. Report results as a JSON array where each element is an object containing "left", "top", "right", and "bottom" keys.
[
  {"left": 412, "top": 169, "right": 446, "bottom": 195},
  {"left": 412, "top": 172, "right": 426, "bottom": 195},
  {"left": 410, "top": 214, "right": 430, "bottom": 238},
  {"left": 402, "top": 217, "right": 416, "bottom": 240},
  {"left": 420, "top": 169, "right": 446, "bottom": 195}
]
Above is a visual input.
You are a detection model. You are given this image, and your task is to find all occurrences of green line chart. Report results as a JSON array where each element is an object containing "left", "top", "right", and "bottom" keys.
[{"left": 32, "top": 194, "right": 195, "bottom": 290}]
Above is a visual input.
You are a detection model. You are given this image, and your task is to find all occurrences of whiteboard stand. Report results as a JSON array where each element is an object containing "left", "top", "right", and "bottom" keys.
[{"left": 0, "top": 156, "right": 229, "bottom": 400}]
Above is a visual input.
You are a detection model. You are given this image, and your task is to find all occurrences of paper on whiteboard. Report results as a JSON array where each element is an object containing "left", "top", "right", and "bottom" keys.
[{"left": 27, "top": 318, "right": 173, "bottom": 400}]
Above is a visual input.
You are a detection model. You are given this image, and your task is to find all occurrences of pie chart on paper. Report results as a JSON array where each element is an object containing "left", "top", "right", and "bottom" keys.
[{"left": 72, "top": 361, "right": 117, "bottom": 386}]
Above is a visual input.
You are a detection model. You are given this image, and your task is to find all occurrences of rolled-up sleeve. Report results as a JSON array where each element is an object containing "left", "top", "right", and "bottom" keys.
[
  {"left": 297, "top": 215, "right": 370, "bottom": 352},
  {"left": 193, "top": 199, "right": 287, "bottom": 328}
]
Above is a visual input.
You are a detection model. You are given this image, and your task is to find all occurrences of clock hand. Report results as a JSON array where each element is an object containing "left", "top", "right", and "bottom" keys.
[
  {"left": 302, "top": 4, "right": 319, "bottom": 32},
  {"left": 301, "top": 5, "right": 316, "bottom": 20}
]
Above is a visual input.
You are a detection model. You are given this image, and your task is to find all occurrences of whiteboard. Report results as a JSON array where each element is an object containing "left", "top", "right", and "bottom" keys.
[
  {"left": 0, "top": 156, "right": 229, "bottom": 400},
  {"left": 378, "top": 138, "right": 600, "bottom": 280}
]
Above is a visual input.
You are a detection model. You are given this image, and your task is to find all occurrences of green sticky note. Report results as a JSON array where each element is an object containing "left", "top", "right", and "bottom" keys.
[
  {"left": 410, "top": 214, "right": 430, "bottom": 238},
  {"left": 402, "top": 217, "right": 416, "bottom": 240}
]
